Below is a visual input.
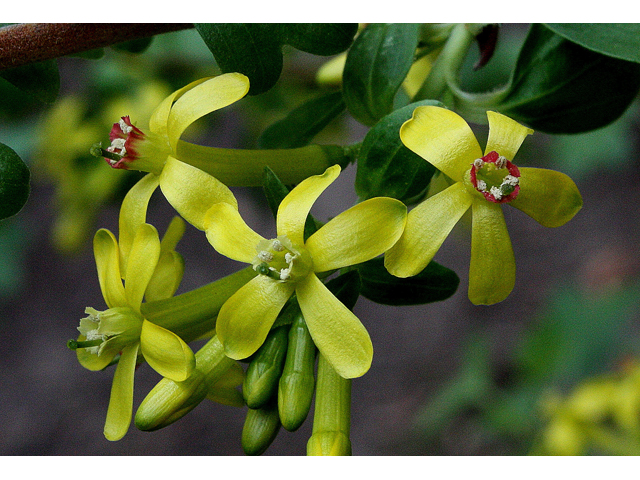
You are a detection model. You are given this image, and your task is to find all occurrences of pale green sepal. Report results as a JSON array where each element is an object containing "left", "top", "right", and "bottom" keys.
[
  {"left": 385, "top": 182, "right": 472, "bottom": 278},
  {"left": 148, "top": 77, "right": 211, "bottom": 138},
  {"left": 469, "top": 200, "right": 515, "bottom": 305},
  {"left": 125, "top": 224, "right": 161, "bottom": 311},
  {"left": 400, "top": 105, "right": 482, "bottom": 182},
  {"left": 76, "top": 336, "right": 115, "bottom": 371},
  {"left": 144, "top": 250, "right": 184, "bottom": 303},
  {"left": 140, "top": 319, "right": 195, "bottom": 382},
  {"left": 204, "top": 202, "right": 265, "bottom": 263},
  {"left": 306, "top": 197, "right": 407, "bottom": 272},
  {"left": 277, "top": 164, "right": 340, "bottom": 245},
  {"left": 160, "top": 215, "right": 186, "bottom": 252},
  {"left": 216, "top": 275, "right": 296, "bottom": 361},
  {"left": 167, "top": 73, "right": 250, "bottom": 152},
  {"left": 296, "top": 273, "right": 372, "bottom": 379},
  {"left": 118, "top": 173, "right": 160, "bottom": 274},
  {"left": 93, "top": 229, "right": 127, "bottom": 309},
  {"left": 510, "top": 167, "right": 583, "bottom": 228},
  {"left": 307, "top": 431, "right": 352, "bottom": 456},
  {"left": 485, "top": 111, "right": 534, "bottom": 160},
  {"left": 159, "top": 156, "right": 238, "bottom": 230},
  {"left": 104, "top": 342, "right": 139, "bottom": 441}
]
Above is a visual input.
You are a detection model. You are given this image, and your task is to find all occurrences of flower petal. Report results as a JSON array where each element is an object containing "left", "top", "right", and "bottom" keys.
[
  {"left": 277, "top": 164, "right": 341, "bottom": 245},
  {"left": 125, "top": 223, "right": 161, "bottom": 310},
  {"left": 204, "top": 202, "right": 265, "bottom": 263},
  {"left": 140, "top": 319, "right": 195, "bottom": 382},
  {"left": 145, "top": 250, "right": 184, "bottom": 302},
  {"left": 485, "top": 111, "right": 533, "bottom": 160},
  {"left": 118, "top": 173, "right": 160, "bottom": 274},
  {"left": 216, "top": 275, "right": 295, "bottom": 360},
  {"left": 400, "top": 106, "right": 482, "bottom": 182},
  {"left": 297, "top": 273, "right": 372, "bottom": 379},
  {"left": 469, "top": 199, "right": 515, "bottom": 305},
  {"left": 385, "top": 182, "right": 472, "bottom": 277},
  {"left": 306, "top": 197, "right": 407, "bottom": 271},
  {"left": 509, "top": 167, "right": 583, "bottom": 227},
  {"left": 166, "top": 73, "right": 250, "bottom": 151},
  {"left": 159, "top": 156, "right": 238, "bottom": 230},
  {"left": 93, "top": 228, "right": 127, "bottom": 308},
  {"left": 103, "top": 342, "right": 139, "bottom": 441},
  {"left": 148, "top": 77, "right": 210, "bottom": 137}
]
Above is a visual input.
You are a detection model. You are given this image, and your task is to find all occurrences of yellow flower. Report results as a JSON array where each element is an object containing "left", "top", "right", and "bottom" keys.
[
  {"left": 385, "top": 106, "right": 583, "bottom": 305},
  {"left": 204, "top": 165, "right": 407, "bottom": 378},
  {"left": 97, "top": 73, "right": 345, "bottom": 229},
  {"left": 72, "top": 174, "right": 195, "bottom": 441}
]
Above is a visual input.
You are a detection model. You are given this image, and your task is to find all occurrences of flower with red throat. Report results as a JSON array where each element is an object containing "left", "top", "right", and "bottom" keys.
[{"left": 384, "top": 106, "right": 583, "bottom": 305}]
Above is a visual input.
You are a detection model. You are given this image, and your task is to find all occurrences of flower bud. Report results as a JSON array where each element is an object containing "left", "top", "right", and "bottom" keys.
[
  {"left": 243, "top": 326, "right": 289, "bottom": 409},
  {"left": 278, "top": 314, "right": 316, "bottom": 431},
  {"left": 241, "top": 398, "right": 281, "bottom": 456}
]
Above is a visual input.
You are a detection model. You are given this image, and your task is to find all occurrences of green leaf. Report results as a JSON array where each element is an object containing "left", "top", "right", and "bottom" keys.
[
  {"left": 498, "top": 23, "right": 640, "bottom": 133},
  {"left": 342, "top": 23, "right": 421, "bottom": 126},
  {"left": 0, "top": 142, "right": 30, "bottom": 220},
  {"left": 355, "top": 100, "right": 441, "bottom": 203},
  {"left": 544, "top": 23, "right": 640, "bottom": 63},
  {"left": 258, "top": 92, "right": 345, "bottom": 149},
  {"left": 0, "top": 59, "right": 60, "bottom": 104},
  {"left": 357, "top": 257, "right": 459, "bottom": 306},
  {"left": 112, "top": 36, "right": 154, "bottom": 54},
  {"left": 195, "top": 24, "right": 357, "bottom": 95}
]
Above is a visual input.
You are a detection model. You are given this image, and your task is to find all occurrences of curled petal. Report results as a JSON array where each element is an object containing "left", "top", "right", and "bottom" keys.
[
  {"left": 125, "top": 223, "right": 161, "bottom": 311},
  {"left": 140, "top": 320, "right": 195, "bottom": 382},
  {"left": 385, "top": 182, "right": 472, "bottom": 278},
  {"left": 104, "top": 342, "right": 139, "bottom": 441},
  {"left": 144, "top": 250, "right": 184, "bottom": 302},
  {"left": 510, "top": 167, "right": 583, "bottom": 227},
  {"left": 400, "top": 106, "right": 482, "bottom": 182},
  {"left": 216, "top": 275, "right": 295, "bottom": 361},
  {"left": 306, "top": 197, "right": 407, "bottom": 272},
  {"left": 297, "top": 273, "right": 372, "bottom": 379},
  {"left": 204, "top": 202, "right": 266, "bottom": 263},
  {"left": 277, "top": 165, "right": 341, "bottom": 245},
  {"left": 148, "top": 77, "right": 210, "bottom": 137},
  {"left": 159, "top": 156, "right": 238, "bottom": 230},
  {"left": 93, "top": 229, "right": 127, "bottom": 308},
  {"left": 167, "top": 73, "right": 250, "bottom": 151},
  {"left": 485, "top": 111, "right": 533, "bottom": 160},
  {"left": 469, "top": 200, "right": 515, "bottom": 305},
  {"left": 118, "top": 173, "right": 160, "bottom": 275}
]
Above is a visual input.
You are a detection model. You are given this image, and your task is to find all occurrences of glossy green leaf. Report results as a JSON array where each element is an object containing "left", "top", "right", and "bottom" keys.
[
  {"left": 0, "top": 59, "right": 59, "bottom": 103},
  {"left": 499, "top": 23, "right": 640, "bottom": 133},
  {"left": 357, "top": 257, "right": 459, "bottom": 306},
  {"left": 112, "top": 36, "right": 154, "bottom": 54},
  {"left": 195, "top": 24, "right": 357, "bottom": 95},
  {"left": 355, "top": 100, "right": 440, "bottom": 203},
  {"left": 258, "top": 92, "right": 345, "bottom": 149},
  {"left": 342, "top": 23, "right": 420, "bottom": 126},
  {"left": 0, "top": 142, "right": 30, "bottom": 220},
  {"left": 544, "top": 23, "right": 640, "bottom": 63}
]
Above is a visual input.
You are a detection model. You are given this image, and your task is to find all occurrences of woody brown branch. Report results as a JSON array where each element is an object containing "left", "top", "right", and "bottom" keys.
[{"left": 0, "top": 23, "right": 194, "bottom": 70}]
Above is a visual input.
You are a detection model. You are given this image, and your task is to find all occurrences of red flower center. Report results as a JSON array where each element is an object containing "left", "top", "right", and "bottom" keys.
[{"left": 469, "top": 151, "right": 520, "bottom": 203}]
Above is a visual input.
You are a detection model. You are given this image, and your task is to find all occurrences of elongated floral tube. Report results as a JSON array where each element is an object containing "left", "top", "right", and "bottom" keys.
[
  {"left": 307, "top": 354, "right": 352, "bottom": 456},
  {"left": 135, "top": 335, "right": 239, "bottom": 431}
]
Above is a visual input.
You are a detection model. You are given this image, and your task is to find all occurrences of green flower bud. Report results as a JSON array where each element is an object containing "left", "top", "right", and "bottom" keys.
[
  {"left": 241, "top": 398, "right": 281, "bottom": 456},
  {"left": 278, "top": 314, "right": 317, "bottom": 431},
  {"left": 243, "top": 326, "right": 289, "bottom": 409},
  {"left": 306, "top": 354, "right": 352, "bottom": 456}
]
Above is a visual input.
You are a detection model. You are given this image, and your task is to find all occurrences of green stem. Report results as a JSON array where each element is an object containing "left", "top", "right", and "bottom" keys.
[
  {"left": 413, "top": 23, "right": 477, "bottom": 101},
  {"left": 176, "top": 141, "right": 351, "bottom": 187},
  {"left": 141, "top": 267, "right": 256, "bottom": 343}
]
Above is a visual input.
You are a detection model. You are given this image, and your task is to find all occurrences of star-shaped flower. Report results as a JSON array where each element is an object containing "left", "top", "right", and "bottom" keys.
[
  {"left": 204, "top": 165, "right": 407, "bottom": 378},
  {"left": 72, "top": 174, "right": 195, "bottom": 441},
  {"left": 384, "top": 106, "right": 583, "bottom": 305}
]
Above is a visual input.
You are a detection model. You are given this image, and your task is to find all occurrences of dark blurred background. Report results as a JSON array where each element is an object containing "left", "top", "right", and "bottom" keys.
[{"left": 2, "top": 24, "right": 640, "bottom": 455}]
